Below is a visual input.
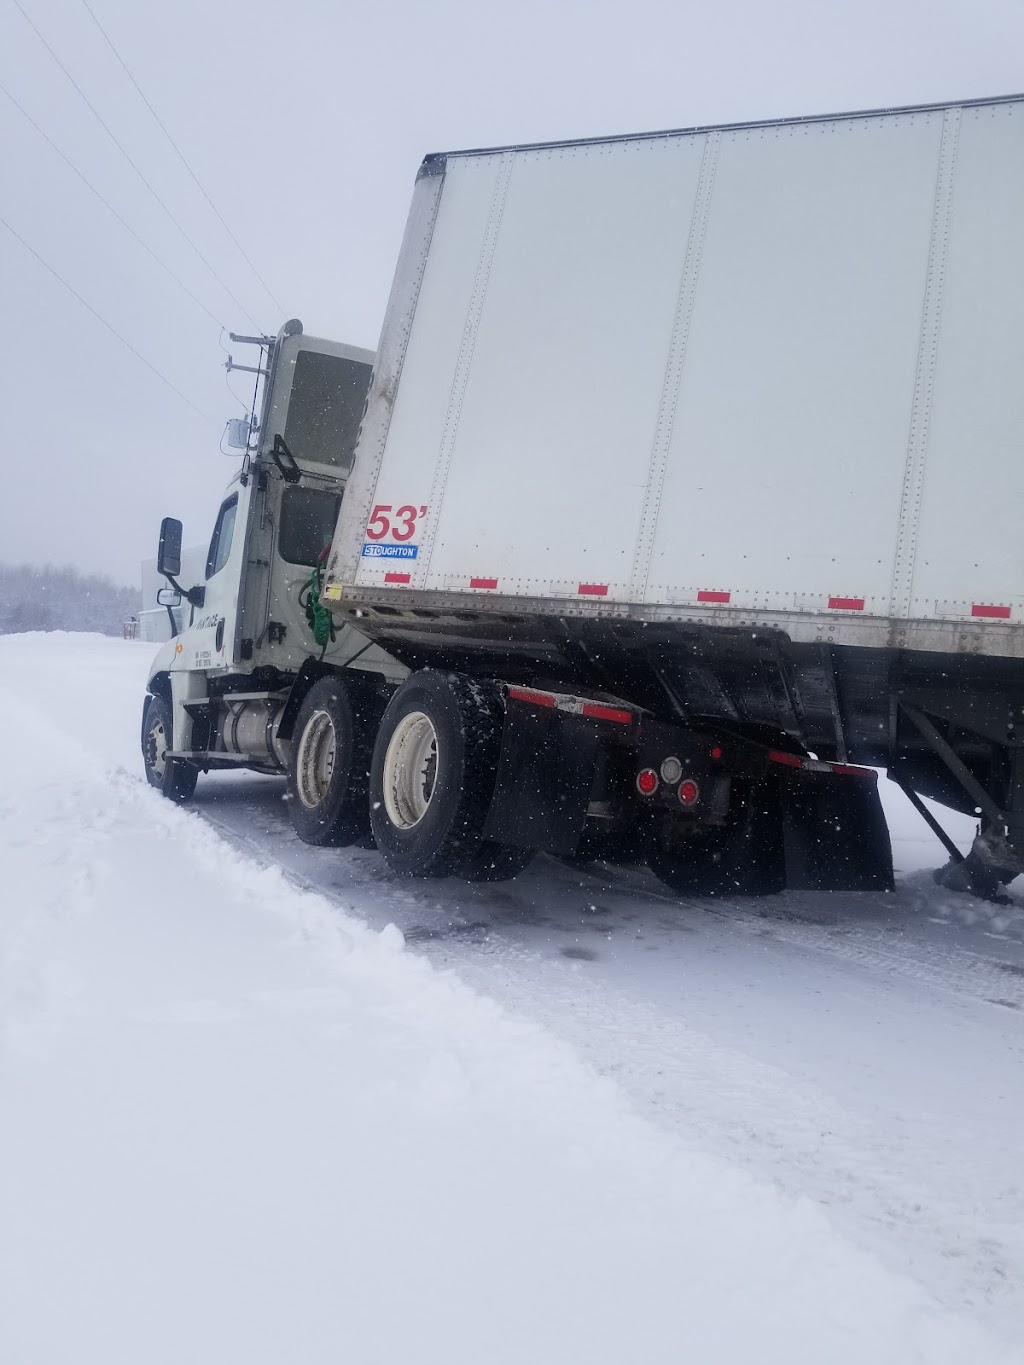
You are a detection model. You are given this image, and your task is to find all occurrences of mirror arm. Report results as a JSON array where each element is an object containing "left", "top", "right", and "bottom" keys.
[{"left": 162, "top": 572, "right": 205, "bottom": 608}]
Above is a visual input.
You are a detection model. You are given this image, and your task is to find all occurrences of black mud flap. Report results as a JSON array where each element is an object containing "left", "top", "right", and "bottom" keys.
[
  {"left": 781, "top": 772, "right": 894, "bottom": 892},
  {"left": 482, "top": 703, "right": 600, "bottom": 857}
]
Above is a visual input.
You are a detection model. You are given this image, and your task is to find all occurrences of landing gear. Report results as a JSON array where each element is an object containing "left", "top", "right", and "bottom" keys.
[
  {"left": 894, "top": 698, "right": 1024, "bottom": 901},
  {"left": 932, "top": 851, "right": 1013, "bottom": 901},
  {"left": 931, "top": 824, "right": 1019, "bottom": 902}
]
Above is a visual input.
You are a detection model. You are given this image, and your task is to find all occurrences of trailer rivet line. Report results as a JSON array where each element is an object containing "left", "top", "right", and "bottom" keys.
[
  {"left": 889, "top": 105, "right": 962, "bottom": 619},
  {"left": 630, "top": 129, "right": 721, "bottom": 601},
  {"left": 420, "top": 152, "right": 515, "bottom": 587}
]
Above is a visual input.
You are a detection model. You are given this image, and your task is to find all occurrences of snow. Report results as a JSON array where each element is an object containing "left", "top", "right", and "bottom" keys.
[{"left": 1, "top": 633, "right": 1022, "bottom": 1364}]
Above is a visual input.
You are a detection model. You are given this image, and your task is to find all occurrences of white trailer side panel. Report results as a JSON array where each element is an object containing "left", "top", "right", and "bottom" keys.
[
  {"left": 355, "top": 157, "right": 500, "bottom": 551},
  {"left": 328, "top": 97, "right": 1024, "bottom": 654},
  {"left": 911, "top": 103, "right": 1024, "bottom": 622},
  {"left": 645, "top": 112, "right": 944, "bottom": 613},
  {"left": 424, "top": 138, "right": 707, "bottom": 597}
]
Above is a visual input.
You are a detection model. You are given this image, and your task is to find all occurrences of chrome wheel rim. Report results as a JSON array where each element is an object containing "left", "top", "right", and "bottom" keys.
[
  {"left": 147, "top": 713, "right": 169, "bottom": 779},
  {"left": 382, "top": 711, "right": 438, "bottom": 829},
  {"left": 295, "top": 709, "right": 337, "bottom": 810}
]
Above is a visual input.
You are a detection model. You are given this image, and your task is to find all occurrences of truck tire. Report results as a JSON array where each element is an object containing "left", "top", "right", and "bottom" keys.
[
  {"left": 142, "top": 694, "right": 198, "bottom": 803},
  {"left": 648, "top": 782, "right": 784, "bottom": 897},
  {"left": 288, "top": 677, "right": 375, "bottom": 846},
  {"left": 369, "top": 671, "right": 504, "bottom": 878}
]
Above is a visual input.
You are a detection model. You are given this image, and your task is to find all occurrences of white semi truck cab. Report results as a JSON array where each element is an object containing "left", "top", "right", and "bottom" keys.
[{"left": 142, "top": 321, "right": 406, "bottom": 806}]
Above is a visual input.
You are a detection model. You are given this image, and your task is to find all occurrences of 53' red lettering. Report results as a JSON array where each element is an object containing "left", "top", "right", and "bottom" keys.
[{"left": 365, "top": 503, "right": 428, "bottom": 541}]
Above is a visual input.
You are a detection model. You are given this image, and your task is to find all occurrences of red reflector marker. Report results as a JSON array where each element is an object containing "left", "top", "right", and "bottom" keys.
[
  {"left": 828, "top": 596, "right": 865, "bottom": 611},
  {"left": 678, "top": 778, "right": 700, "bottom": 806},
  {"left": 578, "top": 583, "right": 608, "bottom": 596},
  {"left": 697, "top": 590, "right": 731, "bottom": 604},
  {"left": 829, "top": 763, "right": 877, "bottom": 780},
  {"left": 508, "top": 686, "right": 556, "bottom": 708},
  {"left": 470, "top": 577, "right": 498, "bottom": 590},
  {"left": 972, "top": 604, "right": 1011, "bottom": 620},
  {"left": 384, "top": 572, "right": 411, "bottom": 584},
  {"left": 710, "top": 746, "right": 723, "bottom": 760},
  {"left": 768, "top": 749, "right": 804, "bottom": 769},
  {"left": 581, "top": 702, "right": 633, "bottom": 725},
  {"left": 636, "top": 768, "right": 659, "bottom": 796}
]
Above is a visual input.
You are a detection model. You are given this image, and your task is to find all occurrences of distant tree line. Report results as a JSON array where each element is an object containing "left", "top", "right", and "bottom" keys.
[{"left": 0, "top": 562, "right": 141, "bottom": 636}]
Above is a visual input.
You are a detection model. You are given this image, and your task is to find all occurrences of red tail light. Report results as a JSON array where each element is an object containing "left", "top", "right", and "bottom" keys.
[
  {"left": 636, "top": 768, "right": 659, "bottom": 796},
  {"left": 678, "top": 779, "right": 700, "bottom": 807}
]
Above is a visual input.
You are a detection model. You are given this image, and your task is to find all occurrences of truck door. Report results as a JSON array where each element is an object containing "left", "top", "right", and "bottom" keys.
[
  {"left": 234, "top": 325, "right": 375, "bottom": 667},
  {"left": 165, "top": 473, "right": 252, "bottom": 676},
  {"left": 182, "top": 485, "right": 246, "bottom": 671}
]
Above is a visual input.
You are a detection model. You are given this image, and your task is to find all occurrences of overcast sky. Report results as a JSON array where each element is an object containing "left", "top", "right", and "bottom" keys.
[{"left": 1, "top": 0, "right": 1022, "bottom": 586}]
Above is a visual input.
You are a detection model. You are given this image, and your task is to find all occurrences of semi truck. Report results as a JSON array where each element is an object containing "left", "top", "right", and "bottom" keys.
[{"left": 143, "top": 92, "right": 1024, "bottom": 899}]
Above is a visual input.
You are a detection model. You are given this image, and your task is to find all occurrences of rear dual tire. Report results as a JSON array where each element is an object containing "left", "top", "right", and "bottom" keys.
[
  {"left": 287, "top": 677, "right": 378, "bottom": 847},
  {"left": 288, "top": 669, "right": 532, "bottom": 883},
  {"left": 369, "top": 670, "right": 533, "bottom": 882}
]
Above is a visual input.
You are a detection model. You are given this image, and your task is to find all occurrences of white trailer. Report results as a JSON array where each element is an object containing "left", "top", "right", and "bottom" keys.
[
  {"left": 144, "top": 94, "right": 1024, "bottom": 898},
  {"left": 327, "top": 95, "right": 1023, "bottom": 652}
]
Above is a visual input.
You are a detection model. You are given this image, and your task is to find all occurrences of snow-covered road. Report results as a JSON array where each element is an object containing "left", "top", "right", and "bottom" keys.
[
  {"left": 198, "top": 778, "right": 1024, "bottom": 1339},
  {"left": 3, "top": 633, "right": 1023, "bottom": 1362}
]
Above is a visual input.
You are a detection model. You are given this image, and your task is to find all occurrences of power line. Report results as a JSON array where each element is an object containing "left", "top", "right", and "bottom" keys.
[
  {"left": 0, "top": 212, "right": 212, "bottom": 421},
  {"left": 0, "top": 81, "right": 226, "bottom": 330},
  {"left": 79, "top": 0, "right": 284, "bottom": 318},
  {"left": 9, "top": 0, "right": 262, "bottom": 331}
]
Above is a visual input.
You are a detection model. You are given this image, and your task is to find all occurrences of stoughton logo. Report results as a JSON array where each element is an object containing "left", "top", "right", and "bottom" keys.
[{"left": 362, "top": 542, "right": 419, "bottom": 559}]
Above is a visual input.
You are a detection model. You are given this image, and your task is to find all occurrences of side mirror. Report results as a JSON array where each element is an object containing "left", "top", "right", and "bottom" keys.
[
  {"left": 156, "top": 586, "right": 182, "bottom": 608},
  {"left": 158, "top": 517, "right": 183, "bottom": 577}
]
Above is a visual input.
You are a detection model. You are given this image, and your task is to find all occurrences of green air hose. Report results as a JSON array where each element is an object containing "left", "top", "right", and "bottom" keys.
[{"left": 303, "top": 561, "right": 336, "bottom": 652}]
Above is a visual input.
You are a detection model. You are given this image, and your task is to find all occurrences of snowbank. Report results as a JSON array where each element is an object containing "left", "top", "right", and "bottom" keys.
[{"left": 0, "top": 634, "right": 1018, "bottom": 1363}]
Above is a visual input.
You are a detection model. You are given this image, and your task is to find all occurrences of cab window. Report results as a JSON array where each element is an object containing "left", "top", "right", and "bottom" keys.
[
  {"left": 206, "top": 495, "right": 238, "bottom": 579},
  {"left": 279, "top": 485, "right": 343, "bottom": 566},
  {"left": 283, "top": 352, "right": 372, "bottom": 473}
]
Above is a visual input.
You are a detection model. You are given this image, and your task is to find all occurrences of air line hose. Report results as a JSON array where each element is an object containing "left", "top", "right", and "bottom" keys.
[{"left": 301, "top": 559, "right": 335, "bottom": 653}]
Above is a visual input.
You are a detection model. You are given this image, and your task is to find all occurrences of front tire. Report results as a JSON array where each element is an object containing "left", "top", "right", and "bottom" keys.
[
  {"left": 369, "top": 671, "right": 505, "bottom": 878},
  {"left": 287, "top": 677, "right": 376, "bottom": 846},
  {"left": 142, "top": 694, "right": 198, "bottom": 803}
]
